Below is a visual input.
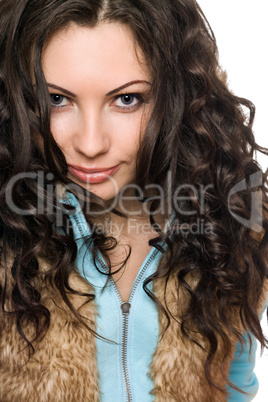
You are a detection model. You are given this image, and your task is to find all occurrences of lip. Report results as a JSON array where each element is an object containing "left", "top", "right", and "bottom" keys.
[{"left": 68, "top": 164, "right": 120, "bottom": 184}]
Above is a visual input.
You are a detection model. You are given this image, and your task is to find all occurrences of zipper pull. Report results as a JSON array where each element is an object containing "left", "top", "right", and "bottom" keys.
[{"left": 121, "top": 302, "right": 131, "bottom": 315}]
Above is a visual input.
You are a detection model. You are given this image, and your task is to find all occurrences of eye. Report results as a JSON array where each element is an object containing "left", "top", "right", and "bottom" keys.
[
  {"left": 120, "top": 95, "right": 136, "bottom": 105},
  {"left": 112, "top": 93, "right": 144, "bottom": 110},
  {"left": 50, "top": 94, "right": 69, "bottom": 107}
]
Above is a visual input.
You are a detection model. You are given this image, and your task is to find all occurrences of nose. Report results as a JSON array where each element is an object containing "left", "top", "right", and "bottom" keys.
[{"left": 73, "top": 108, "right": 110, "bottom": 158}]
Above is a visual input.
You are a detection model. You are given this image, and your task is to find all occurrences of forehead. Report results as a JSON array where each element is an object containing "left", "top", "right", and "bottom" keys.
[{"left": 41, "top": 22, "right": 150, "bottom": 91}]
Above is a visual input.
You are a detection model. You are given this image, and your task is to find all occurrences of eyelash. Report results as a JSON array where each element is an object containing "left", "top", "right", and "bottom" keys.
[
  {"left": 112, "top": 93, "right": 145, "bottom": 111},
  {"left": 49, "top": 94, "right": 66, "bottom": 108},
  {"left": 49, "top": 92, "right": 145, "bottom": 111}
]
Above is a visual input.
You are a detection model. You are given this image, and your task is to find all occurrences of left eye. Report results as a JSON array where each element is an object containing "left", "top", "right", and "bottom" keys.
[
  {"left": 120, "top": 95, "right": 136, "bottom": 105},
  {"left": 113, "top": 94, "right": 141, "bottom": 108},
  {"left": 50, "top": 94, "right": 68, "bottom": 107}
]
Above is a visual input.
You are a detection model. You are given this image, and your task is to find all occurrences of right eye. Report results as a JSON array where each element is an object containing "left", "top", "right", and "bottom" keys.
[{"left": 50, "top": 94, "right": 69, "bottom": 107}]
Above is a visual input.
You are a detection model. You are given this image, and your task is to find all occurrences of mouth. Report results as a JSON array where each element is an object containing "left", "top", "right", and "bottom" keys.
[{"left": 68, "top": 164, "right": 120, "bottom": 184}]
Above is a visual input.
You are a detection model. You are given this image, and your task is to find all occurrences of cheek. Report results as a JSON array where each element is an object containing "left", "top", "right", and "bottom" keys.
[
  {"left": 111, "top": 108, "right": 148, "bottom": 152},
  {"left": 50, "top": 112, "right": 76, "bottom": 147}
]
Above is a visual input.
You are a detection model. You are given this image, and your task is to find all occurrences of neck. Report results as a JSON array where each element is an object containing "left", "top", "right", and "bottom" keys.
[{"left": 90, "top": 187, "right": 169, "bottom": 239}]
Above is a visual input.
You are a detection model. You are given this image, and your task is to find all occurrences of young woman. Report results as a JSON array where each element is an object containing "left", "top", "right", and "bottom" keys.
[{"left": 0, "top": 0, "right": 267, "bottom": 401}]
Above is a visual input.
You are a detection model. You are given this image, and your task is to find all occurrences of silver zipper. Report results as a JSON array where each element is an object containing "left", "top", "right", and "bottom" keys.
[
  {"left": 97, "top": 248, "right": 159, "bottom": 402},
  {"left": 120, "top": 301, "right": 132, "bottom": 401}
]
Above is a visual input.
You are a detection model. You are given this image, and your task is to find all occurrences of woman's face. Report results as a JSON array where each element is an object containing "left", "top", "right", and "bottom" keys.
[{"left": 41, "top": 23, "right": 152, "bottom": 201}]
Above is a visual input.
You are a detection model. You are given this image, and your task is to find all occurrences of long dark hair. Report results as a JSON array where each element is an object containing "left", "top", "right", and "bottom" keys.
[{"left": 0, "top": 0, "right": 267, "bottom": 393}]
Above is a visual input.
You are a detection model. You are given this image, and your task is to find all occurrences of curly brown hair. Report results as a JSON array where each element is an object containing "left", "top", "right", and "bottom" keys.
[{"left": 0, "top": 0, "right": 267, "bottom": 394}]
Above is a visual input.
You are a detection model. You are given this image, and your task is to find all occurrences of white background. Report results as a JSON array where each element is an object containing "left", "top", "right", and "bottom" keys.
[{"left": 197, "top": 1, "right": 267, "bottom": 401}]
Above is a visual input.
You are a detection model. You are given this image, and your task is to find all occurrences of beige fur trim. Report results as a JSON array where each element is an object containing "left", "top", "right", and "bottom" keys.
[
  {"left": 0, "top": 256, "right": 99, "bottom": 402},
  {"left": 150, "top": 267, "right": 268, "bottom": 401}
]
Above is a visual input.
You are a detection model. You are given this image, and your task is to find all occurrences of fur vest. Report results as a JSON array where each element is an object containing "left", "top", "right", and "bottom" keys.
[{"left": 0, "top": 254, "right": 267, "bottom": 402}]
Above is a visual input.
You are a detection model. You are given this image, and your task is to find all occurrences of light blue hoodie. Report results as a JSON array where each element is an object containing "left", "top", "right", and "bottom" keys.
[{"left": 65, "top": 192, "right": 259, "bottom": 401}]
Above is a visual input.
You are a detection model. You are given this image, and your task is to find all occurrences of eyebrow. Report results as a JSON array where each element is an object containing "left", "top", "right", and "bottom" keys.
[
  {"left": 47, "top": 83, "right": 76, "bottom": 97},
  {"left": 106, "top": 80, "right": 151, "bottom": 96}
]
